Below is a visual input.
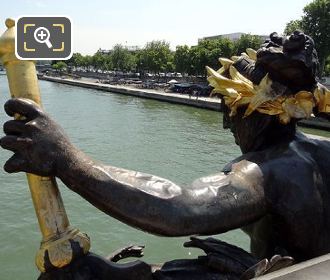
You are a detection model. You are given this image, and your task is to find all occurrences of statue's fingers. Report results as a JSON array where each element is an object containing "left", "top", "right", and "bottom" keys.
[
  {"left": 3, "top": 153, "right": 28, "bottom": 173},
  {"left": 4, "top": 98, "right": 42, "bottom": 120},
  {"left": 3, "top": 120, "right": 27, "bottom": 135},
  {"left": 0, "top": 135, "right": 32, "bottom": 152}
]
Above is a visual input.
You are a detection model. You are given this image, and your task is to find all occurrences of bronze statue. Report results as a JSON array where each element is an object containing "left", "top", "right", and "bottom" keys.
[{"left": 1, "top": 31, "right": 330, "bottom": 279}]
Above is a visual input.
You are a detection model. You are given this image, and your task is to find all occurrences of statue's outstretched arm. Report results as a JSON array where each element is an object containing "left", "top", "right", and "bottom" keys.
[{"left": 1, "top": 98, "right": 267, "bottom": 236}]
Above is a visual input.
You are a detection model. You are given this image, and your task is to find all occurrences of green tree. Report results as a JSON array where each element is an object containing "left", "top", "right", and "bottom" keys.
[
  {"left": 188, "top": 38, "right": 234, "bottom": 76},
  {"left": 91, "top": 51, "right": 106, "bottom": 71},
  {"left": 82, "top": 55, "right": 93, "bottom": 71},
  {"left": 74, "top": 53, "right": 84, "bottom": 67},
  {"left": 301, "top": 0, "right": 330, "bottom": 77},
  {"left": 52, "top": 61, "right": 67, "bottom": 73},
  {"left": 187, "top": 44, "right": 205, "bottom": 76},
  {"left": 135, "top": 49, "right": 146, "bottom": 74},
  {"left": 66, "top": 53, "right": 84, "bottom": 68},
  {"left": 188, "top": 45, "right": 202, "bottom": 76},
  {"left": 165, "top": 59, "right": 175, "bottom": 73},
  {"left": 140, "top": 40, "right": 173, "bottom": 74},
  {"left": 174, "top": 45, "right": 190, "bottom": 75},
  {"left": 284, "top": 20, "right": 303, "bottom": 35},
  {"left": 206, "top": 38, "right": 234, "bottom": 69},
  {"left": 111, "top": 44, "right": 137, "bottom": 72},
  {"left": 233, "top": 34, "right": 263, "bottom": 55},
  {"left": 104, "top": 54, "right": 113, "bottom": 71}
]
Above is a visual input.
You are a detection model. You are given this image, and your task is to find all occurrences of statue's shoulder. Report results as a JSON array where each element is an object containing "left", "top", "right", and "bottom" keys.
[
  {"left": 222, "top": 134, "right": 330, "bottom": 185},
  {"left": 297, "top": 133, "right": 330, "bottom": 156},
  {"left": 263, "top": 134, "right": 330, "bottom": 192},
  {"left": 285, "top": 133, "right": 330, "bottom": 166}
]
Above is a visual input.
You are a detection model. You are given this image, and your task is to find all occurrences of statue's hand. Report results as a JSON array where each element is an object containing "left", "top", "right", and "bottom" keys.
[{"left": 0, "top": 98, "right": 74, "bottom": 176}]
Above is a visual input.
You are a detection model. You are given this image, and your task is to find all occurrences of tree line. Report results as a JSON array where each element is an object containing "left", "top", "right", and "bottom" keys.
[{"left": 53, "top": 34, "right": 262, "bottom": 77}]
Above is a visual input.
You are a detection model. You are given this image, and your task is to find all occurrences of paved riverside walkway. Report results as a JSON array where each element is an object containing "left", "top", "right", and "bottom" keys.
[{"left": 39, "top": 76, "right": 222, "bottom": 111}]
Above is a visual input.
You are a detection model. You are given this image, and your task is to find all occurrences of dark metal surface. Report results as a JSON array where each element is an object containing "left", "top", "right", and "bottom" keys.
[{"left": 1, "top": 31, "right": 330, "bottom": 279}]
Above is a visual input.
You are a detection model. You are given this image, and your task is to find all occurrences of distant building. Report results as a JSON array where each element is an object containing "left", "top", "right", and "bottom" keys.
[
  {"left": 126, "top": 45, "right": 140, "bottom": 52},
  {"left": 98, "top": 48, "right": 112, "bottom": 55},
  {"left": 199, "top": 32, "right": 269, "bottom": 42},
  {"left": 98, "top": 45, "right": 141, "bottom": 55}
]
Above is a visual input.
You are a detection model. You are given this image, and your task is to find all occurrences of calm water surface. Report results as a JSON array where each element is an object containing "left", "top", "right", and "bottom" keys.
[{"left": 0, "top": 76, "right": 329, "bottom": 279}]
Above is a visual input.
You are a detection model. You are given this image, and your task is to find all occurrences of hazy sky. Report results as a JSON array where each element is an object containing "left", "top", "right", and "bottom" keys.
[{"left": 1, "top": 0, "right": 311, "bottom": 54}]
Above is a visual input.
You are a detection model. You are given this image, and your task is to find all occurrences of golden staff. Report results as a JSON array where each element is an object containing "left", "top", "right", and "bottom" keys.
[{"left": 0, "top": 18, "right": 90, "bottom": 272}]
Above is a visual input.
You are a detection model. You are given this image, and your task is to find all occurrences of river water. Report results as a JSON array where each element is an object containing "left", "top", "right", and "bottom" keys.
[{"left": 0, "top": 75, "right": 329, "bottom": 279}]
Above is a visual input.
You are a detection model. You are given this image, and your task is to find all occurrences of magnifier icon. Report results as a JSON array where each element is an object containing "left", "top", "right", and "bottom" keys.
[{"left": 34, "top": 27, "right": 53, "bottom": 48}]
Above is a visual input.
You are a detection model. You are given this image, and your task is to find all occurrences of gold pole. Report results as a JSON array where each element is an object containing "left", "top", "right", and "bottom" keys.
[{"left": 0, "top": 18, "right": 90, "bottom": 272}]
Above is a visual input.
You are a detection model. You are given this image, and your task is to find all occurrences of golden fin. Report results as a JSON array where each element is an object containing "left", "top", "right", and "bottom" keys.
[
  {"left": 246, "top": 48, "right": 257, "bottom": 61},
  {"left": 218, "top": 57, "right": 233, "bottom": 67}
]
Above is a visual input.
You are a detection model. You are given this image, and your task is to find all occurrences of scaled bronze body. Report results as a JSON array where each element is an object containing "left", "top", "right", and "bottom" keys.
[{"left": 1, "top": 32, "right": 330, "bottom": 279}]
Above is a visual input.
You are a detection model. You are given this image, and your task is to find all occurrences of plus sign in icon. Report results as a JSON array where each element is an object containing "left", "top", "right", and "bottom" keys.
[{"left": 16, "top": 16, "right": 72, "bottom": 60}]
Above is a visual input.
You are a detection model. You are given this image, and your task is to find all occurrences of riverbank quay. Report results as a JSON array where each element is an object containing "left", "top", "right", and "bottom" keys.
[
  {"left": 39, "top": 76, "right": 330, "bottom": 131},
  {"left": 39, "top": 76, "right": 221, "bottom": 111}
]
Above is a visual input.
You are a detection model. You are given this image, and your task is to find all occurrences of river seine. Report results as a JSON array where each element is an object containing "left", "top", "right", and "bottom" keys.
[{"left": 0, "top": 76, "right": 329, "bottom": 279}]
